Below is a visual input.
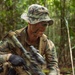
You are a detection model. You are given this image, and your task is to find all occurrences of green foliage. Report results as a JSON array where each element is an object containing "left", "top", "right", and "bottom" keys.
[
  {"left": 53, "top": 0, "right": 60, "bottom": 9},
  {"left": 0, "top": 0, "right": 75, "bottom": 71}
]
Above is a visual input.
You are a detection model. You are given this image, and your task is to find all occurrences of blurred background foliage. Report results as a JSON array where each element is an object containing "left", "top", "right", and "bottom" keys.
[{"left": 0, "top": 0, "right": 75, "bottom": 74}]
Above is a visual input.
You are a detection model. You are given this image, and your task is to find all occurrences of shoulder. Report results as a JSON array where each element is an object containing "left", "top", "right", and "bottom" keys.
[
  {"left": 46, "top": 39, "right": 55, "bottom": 51},
  {"left": 47, "top": 40, "right": 54, "bottom": 47},
  {"left": 41, "top": 34, "right": 55, "bottom": 50},
  {"left": 15, "top": 27, "right": 25, "bottom": 35},
  {"left": 41, "top": 34, "right": 54, "bottom": 46},
  {"left": 3, "top": 27, "right": 25, "bottom": 39}
]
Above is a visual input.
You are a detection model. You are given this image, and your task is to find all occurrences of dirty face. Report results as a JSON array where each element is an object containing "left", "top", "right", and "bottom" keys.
[{"left": 29, "top": 21, "right": 48, "bottom": 37}]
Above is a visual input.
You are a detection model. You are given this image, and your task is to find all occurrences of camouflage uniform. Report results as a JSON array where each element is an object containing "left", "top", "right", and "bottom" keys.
[{"left": 0, "top": 4, "right": 60, "bottom": 75}]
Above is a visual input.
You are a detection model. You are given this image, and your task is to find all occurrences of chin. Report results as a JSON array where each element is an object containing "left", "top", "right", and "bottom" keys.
[{"left": 38, "top": 35, "right": 42, "bottom": 37}]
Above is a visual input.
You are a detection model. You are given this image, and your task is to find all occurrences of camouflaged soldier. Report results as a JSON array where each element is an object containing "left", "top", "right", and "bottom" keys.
[{"left": 0, "top": 4, "right": 60, "bottom": 75}]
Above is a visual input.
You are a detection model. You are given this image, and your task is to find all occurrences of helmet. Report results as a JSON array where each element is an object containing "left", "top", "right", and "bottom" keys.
[{"left": 21, "top": 4, "right": 53, "bottom": 25}]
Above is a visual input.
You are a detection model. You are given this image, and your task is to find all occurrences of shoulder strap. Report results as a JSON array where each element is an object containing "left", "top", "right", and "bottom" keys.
[{"left": 39, "top": 34, "right": 47, "bottom": 55}]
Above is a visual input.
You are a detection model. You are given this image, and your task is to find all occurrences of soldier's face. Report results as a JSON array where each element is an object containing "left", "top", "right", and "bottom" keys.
[{"left": 30, "top": 21, "right": 48, "bottom": 37}]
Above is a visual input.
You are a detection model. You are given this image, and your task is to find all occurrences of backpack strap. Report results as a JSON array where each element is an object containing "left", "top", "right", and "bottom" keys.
[{"left": 39, "top": 34, "right": 47, "bottom": 55}]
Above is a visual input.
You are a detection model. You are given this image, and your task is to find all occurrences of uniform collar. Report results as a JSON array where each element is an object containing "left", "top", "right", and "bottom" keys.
[{"left": 24, "top": 27, "right": 40, "bottom": 46}]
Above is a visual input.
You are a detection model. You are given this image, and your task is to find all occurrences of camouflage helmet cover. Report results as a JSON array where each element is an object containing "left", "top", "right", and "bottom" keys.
[{"left": 21, "top": 4, "right": 53, "bottom": 25}]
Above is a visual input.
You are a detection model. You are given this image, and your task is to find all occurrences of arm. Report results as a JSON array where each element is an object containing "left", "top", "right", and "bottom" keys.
[
  {"left": 0, "top": 33, "right": 19, "bottom": 64},
  {"left": 0, "top": 53, "right": 27, "bottom": 69},
  {"left": 0, "top": 40, "right": 9, "bottom": 52},
  {"left": 0, "top": 39, "right": 11, "bottom": 63},
  {"left": 0, "top": 53, "right": 11, "bottom": 63},
  {"left": 45, "top": 40, "right": 60, "bottom": 75}
]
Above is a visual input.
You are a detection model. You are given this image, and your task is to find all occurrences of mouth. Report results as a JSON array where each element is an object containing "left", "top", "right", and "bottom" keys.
[{"left": 37, "top": 32, "right": 44, "bottom": 37}]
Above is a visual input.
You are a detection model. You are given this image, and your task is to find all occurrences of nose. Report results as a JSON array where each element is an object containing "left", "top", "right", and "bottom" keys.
[
  {"left": 39, "top": 26, "right": 46, "bottom": 32},
  {"left": 38, "top": 32, "right": 44, "bottom": 37}
]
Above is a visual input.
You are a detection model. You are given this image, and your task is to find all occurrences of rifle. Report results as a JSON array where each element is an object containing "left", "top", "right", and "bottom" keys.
[
  {"left": 10, "top": 35, "right": 46, "bottom": 75},
  {"left": 30, "top": 46, "right": 45, "bottom": 65}
]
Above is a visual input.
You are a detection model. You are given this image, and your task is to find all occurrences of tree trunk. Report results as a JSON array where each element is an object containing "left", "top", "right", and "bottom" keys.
[{"left": 59, "top": 0, "right": 71, "bottom": 67}]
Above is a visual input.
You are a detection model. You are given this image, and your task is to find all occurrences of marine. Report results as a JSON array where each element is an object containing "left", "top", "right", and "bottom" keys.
[{"left": 0, "top": 4, "right": 60, "bottom": 75}]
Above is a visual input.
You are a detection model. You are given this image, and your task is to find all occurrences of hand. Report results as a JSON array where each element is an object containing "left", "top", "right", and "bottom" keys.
[{"left": 8, "top": 54, "right": 25, "bottom": 66}]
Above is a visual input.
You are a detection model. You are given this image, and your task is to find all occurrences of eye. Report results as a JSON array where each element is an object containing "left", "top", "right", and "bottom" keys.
[{"left": 42, "top": 23, "right": 48, "bottom": 26}]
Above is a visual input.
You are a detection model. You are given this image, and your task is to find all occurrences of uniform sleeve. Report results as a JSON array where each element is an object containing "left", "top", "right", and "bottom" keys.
[
  {"left": 0, "top": 40, "right": 9, "bottom": 52},
  {"left": 0, "top": 36, "right": 16, "bottom": 52},
  {"left": 45, "top": 39, "right": 60, "bottom": 75},
  {"left": 0, "top": 54, "right": 8, "bottom": 63},
  {"left": 0, "top": 37, "right": 16, "bottom": 63}
]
